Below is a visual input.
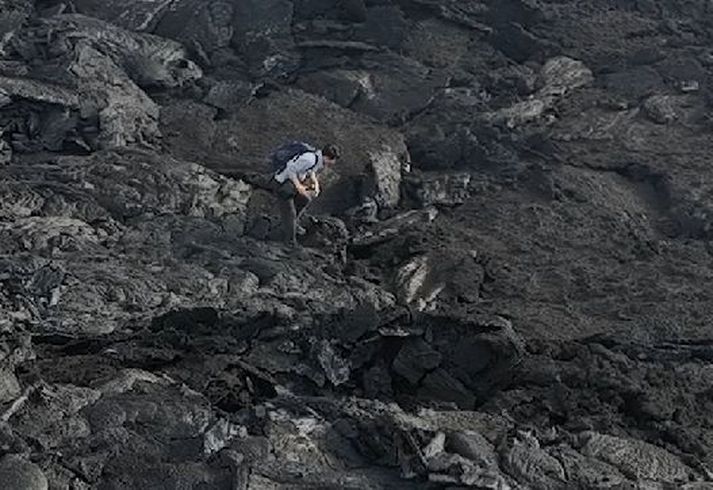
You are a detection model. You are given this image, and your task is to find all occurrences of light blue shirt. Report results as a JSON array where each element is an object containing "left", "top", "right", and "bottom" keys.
[{"left": 274, "top": 151, "right": 324, "bottom": 183}]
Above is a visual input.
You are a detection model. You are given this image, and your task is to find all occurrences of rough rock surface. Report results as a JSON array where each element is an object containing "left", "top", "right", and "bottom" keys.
[{"left": 2, "top": 0, "right": 713, "bottom": 488}]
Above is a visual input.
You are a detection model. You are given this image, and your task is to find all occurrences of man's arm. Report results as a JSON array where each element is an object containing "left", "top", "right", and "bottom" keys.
[
  {"left": 308, "top": 171, "right": 320, "bottom": 196},
  {"left": 290, "top": 174, "right": 313, "bottom": 199}
]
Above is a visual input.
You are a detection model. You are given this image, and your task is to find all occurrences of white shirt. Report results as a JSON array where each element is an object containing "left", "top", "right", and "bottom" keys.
[{"left": 274, "top": 151, "right": 324, "bottom": 184}]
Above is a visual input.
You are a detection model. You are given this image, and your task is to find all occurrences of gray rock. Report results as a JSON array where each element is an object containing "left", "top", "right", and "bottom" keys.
[
  {"left": 394, "top": 255, "right": 446, "bottom": 311},
  {"left": 0, "top": 368, "right": 21, "bottom": 403},
  {"left": 355, "top": 5, "right": 410, "bottom": 50},
  {"left": 71, "top": 47, "right": 155, "bottom": 148},
  {"left": 551, "top": 445, "right": 628, "bottom": 488},
  {"left": 579, "top": 431, "right": 698, "bottom": 483},
  {"left": 366, "top": 146, "right": 404, "bottom": 210},
  {"left": 602, "top": 67, "right": 664, "bottom": 99},
  {"left": 154, "top": 0, "right": 236, "bottom": 66},
  {"left": 348, "top": 52, "right": 449, "bottom": 125},
  {"left": 296, "top": 69, "right": 368, "bottom": 108},
  {"left": 0, "top": 217, "right": 102, "bottom": 255},
  {"left": 296, "top": 39, "right": 379, "bottom": 52},
  {"left": 536, "top": 56, "right": 594, "bottom": 97},
  {"left": 643, "top": 95, "right": 679, "bottom": 124},
  {"left": 0, "top": 76, "right": 79, "bottom": 108},
  {"left": 203, "top": 418, "right": 246, "bottom": 455},
  {"left": 231, "top": 0, "right": 299, "bottom": 78},
  {"left": 72, "top": 0, "right": 174, "bottom": 31},
  {"left": 403, "top": 172, "right": 472, "bottom": 207},
  {"left": 0, "top": 139, "right": 10, "bottom": 164},
  {"left": 43, "top": 15, "right": 202, "bottom": 89},
  {"left": 0, "top": 455, "right": 48, "bottom": 490},
  {"left": 447, "top": 430, "right": 499, "bottom": 469},
  {"left": 204, "top": 80, "right": 255, "bottom": 111},
  {"left": 426, "top": 313, "right": 524, "bottom": 397},
  {"left": 0, "top": 0, "right": 32, "bottom": 39},
  {"left": 363, "top": 364, "right": 393, "bottom": 398},
  {"left": 351, "top": 207, "right": 438, "bottom": 248},
  {"left": 418, "top": 368, "right": 476, "bottom": 408},
  {"left": 503, "top": 432, "right": 565, "bottom": 488},
  {"left": 393, "top": 338, "right": 442, "bottom": 384},
  {"left": 316, "top": 340, "right": 351, "bottom": 386},
  {"left": 484, "top": 98, "right": 549, "bottom": 128},
  {"left": 484, "top": 56, "right": 592, "bottom": 128},
  {"left": 4, "top": 15, "right": 200, "bottom": 150}
]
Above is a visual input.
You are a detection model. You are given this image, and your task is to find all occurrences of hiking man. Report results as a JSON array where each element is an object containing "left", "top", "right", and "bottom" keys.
[{"left": 268, "top": 141, "right": 340, "bottom": 246}]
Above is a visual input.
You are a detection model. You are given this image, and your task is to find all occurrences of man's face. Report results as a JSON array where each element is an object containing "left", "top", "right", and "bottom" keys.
[{"left": 324, "top": 156, "right": 336, "bottom": 167}]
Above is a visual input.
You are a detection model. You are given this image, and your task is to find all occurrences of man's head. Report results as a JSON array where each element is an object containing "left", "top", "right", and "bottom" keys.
[{"left": 322, "top": 144, "right": 340, "bottom": 167}]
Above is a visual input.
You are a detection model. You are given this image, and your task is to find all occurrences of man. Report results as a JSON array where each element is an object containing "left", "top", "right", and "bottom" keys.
[{"left": 270, "top": 142, "right": 340, "bottom": 246}]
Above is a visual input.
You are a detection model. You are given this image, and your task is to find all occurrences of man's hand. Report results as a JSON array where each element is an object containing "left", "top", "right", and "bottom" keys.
[
  {"left": 307, "top": 171, "right": 320, "bottom": 197},
  {"left": 291, "top": 176, "right": 314, "bottom": 200}
]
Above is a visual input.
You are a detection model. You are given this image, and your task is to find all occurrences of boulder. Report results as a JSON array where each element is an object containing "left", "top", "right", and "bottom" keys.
[
  {"left": 0, "top": 368, "right": 21, "bottom": 403},
  {"left": 73, "top": 44, "right": 159, "bottom": 149},
  {"left": 293, "top": 0, "right": 366, "bottom": 22},
  {"left": 4, "top": 15, "right": 201, "bottom": 151},
  {"left": 536, "top": 56, "right": 593, "bottom": 97},
  {"left": 203, "top": 80, "right": 255, "bottom": 111},
  {"left": 159, "top": 100, "right": 218, "bottom": 163},
  {"left": 484, "top": 98, "right": 548, "bottom": 128},
  {"left": 0, "top": 139, "right": 11, "bottom": 164},
  {"left": 579, "top": 432, "right": 698, "bottom": 483},
  {"left": 392, "top": 338, "right": 442, "bottom": 384},
  {"left": 72, "top": 0, "right": 174, "bottom": 31},
  {"left": 643, "top": 95, "right": 679, "bottom": 124},
  {"left": 422, "top": 312, "right": 524, "bottom": 398},
  {"left": 315, "top": 340, "right": 351, "bottom": 386},
  {"left": 551, "top": 445, "right": 628, "bottom": 488},
  {"left": 483, "top": 56, "right": 592, "bottom": 128},
  {"left": 0, "top": 455, "right": 48, "bottom": 490},
  {"left": 154, "top": 0, "right": 236, "bottom": 66},
  {"left": 447, "top": 430, "right": 499, "bottom": 469},
  {"left": 231, "top": 0, "right": 299, "bottom": 78},
  {"left": 402, "top": 172, "right": 472, "bottom": 207},
  {"left": 0, "top": 0, "right": 32, "bottom": 39},
  {"left": 296, "top": 69, "right": 369, "bottom": 108},
  {"left": 348, "top": 52, "right": 449, "bottom": 125},
  {"left": 503, "top": 432, "right": 565, "bottom": 488},
  {"left": 394, "top": 255, "right": 446, "bottom": 311},
  {"left": 39, "top": 15, "right": 202, "bottom": 90},
  {"left": 350, "top": 207, "right": 438, "bottom": 248},
  {"left": 196, "top": 88, "right": 408, "bottom": 215},
  {"left": 403, "top": 18, "right": 472, "bottom": 69},
  {"left": 602, "top": 66, "right": 664, "bottom": 100},
  {"left": 0, "top": 217, "right": 103, "bottom": 255},
  {"left": 418, "top": 368, "right": 476, "bottom": 408},
  {"left": 355, "top": 5, "right": 410, "bottom": 51},
  {"left": 0, "top": 76, "right": 79, "bottom": 108},
  {"left": 394, "top": 249, "right": 485, "bottom": 310},
  {"left": 366, "top": 146, "right": 404, "bottom": 209}
]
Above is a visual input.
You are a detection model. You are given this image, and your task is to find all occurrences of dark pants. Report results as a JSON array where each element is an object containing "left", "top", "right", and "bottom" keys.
[{"left": 272, "top": 180, "right": 311, "bottom": 245}]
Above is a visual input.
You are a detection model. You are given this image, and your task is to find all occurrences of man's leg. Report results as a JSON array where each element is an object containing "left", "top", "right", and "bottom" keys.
[
  {"left": 294, "top": 193, "right": 311, "bottom": 235},
  {"left": 278, "top": 197, "right": 298, "bottom": 246}
]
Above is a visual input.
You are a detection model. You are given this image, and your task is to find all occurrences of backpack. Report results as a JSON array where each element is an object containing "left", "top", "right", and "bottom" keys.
[{"left": 269, "top": 141, "right": 317, "bottom": 174}]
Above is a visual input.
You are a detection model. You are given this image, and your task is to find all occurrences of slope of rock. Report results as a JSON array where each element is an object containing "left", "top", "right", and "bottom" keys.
[{"left": 2, "top": 0, "right": 713, "bottom": 488}]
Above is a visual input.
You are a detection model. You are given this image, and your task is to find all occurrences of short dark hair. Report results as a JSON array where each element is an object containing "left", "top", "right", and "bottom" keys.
[{"left": 322, "top": 144, "right": 340, "bottom": 160}]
